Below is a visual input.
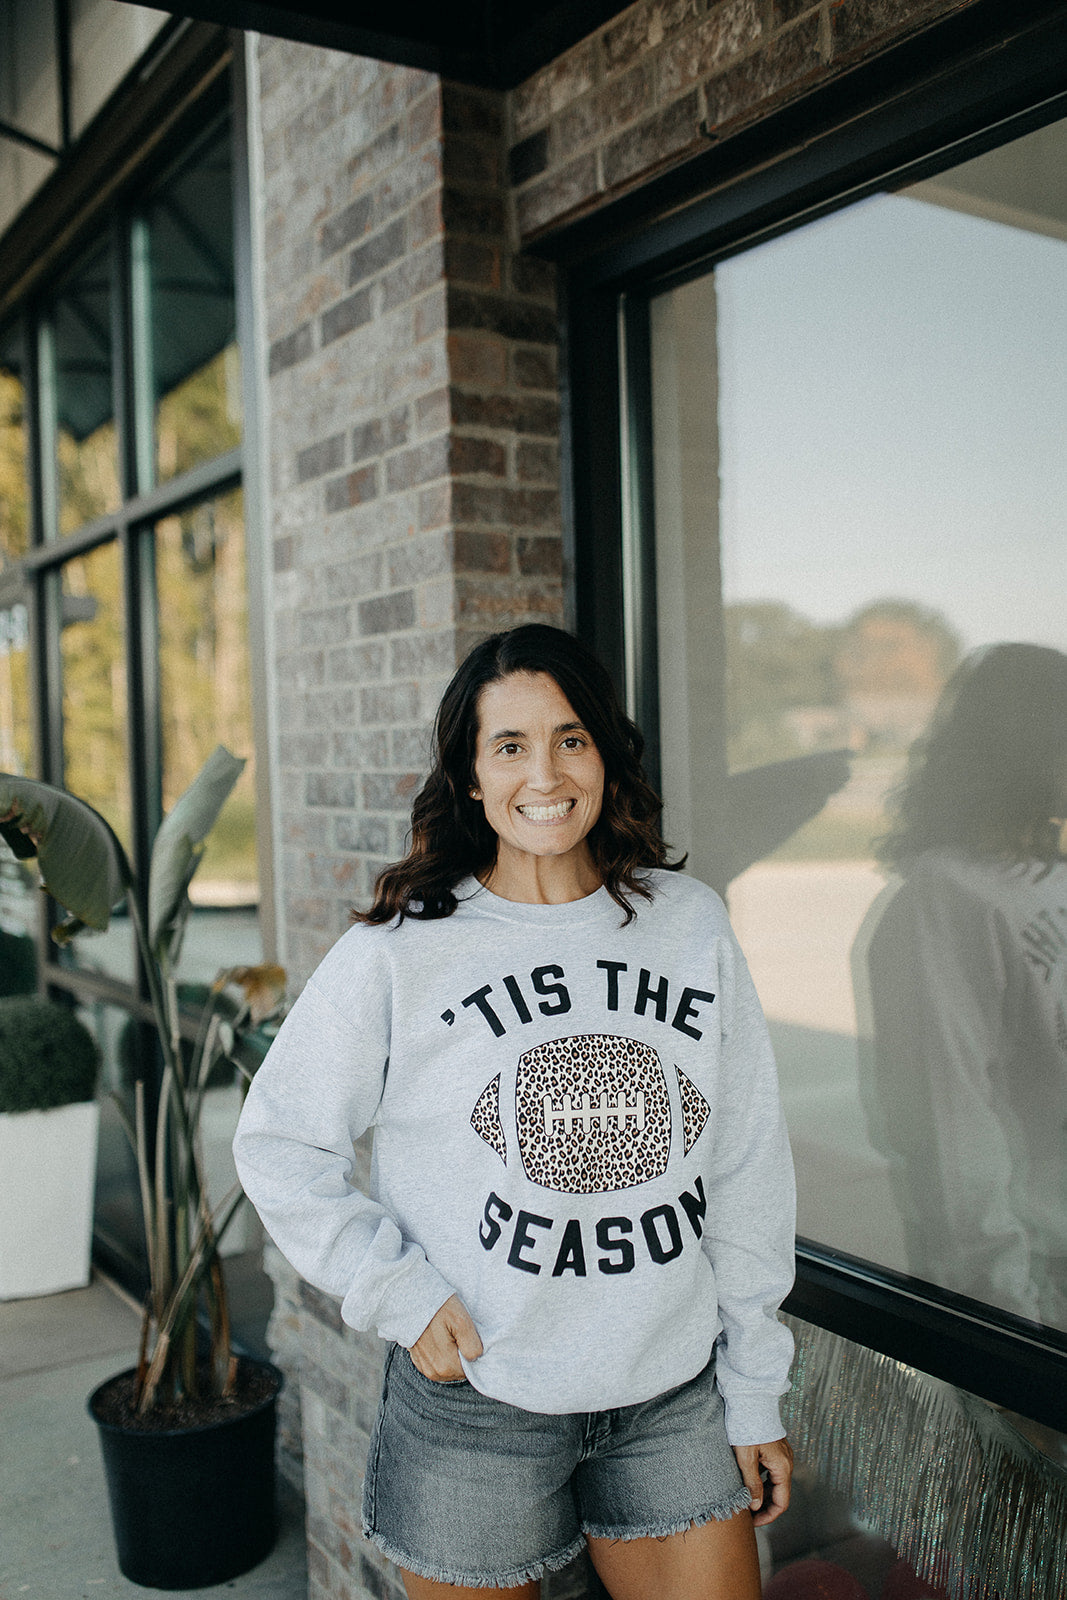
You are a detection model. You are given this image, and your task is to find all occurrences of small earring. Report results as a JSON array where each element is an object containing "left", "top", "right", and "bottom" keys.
[{"left": 470, "top": 788, "right": 481, "bottom": 800}]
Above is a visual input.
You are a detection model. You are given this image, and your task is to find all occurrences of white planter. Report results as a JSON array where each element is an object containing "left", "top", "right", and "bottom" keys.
[{"left": 0, "top": 1099, "right": 99, "bottom": 1298}]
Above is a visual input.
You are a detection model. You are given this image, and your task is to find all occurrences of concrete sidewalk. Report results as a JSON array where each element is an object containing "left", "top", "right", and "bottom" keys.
[{"left": 0, "top": 1275, "right": 307, "bottom": 1600}]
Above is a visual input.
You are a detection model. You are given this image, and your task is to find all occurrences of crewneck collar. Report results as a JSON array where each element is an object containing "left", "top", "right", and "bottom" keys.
[{"left": 455, "top": 874, "right": 624, "bottom": 925}]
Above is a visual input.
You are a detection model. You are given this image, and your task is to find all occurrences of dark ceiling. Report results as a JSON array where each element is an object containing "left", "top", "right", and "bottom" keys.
[{"left": 152, "top": 2, "right": 635, "bottom": 88}]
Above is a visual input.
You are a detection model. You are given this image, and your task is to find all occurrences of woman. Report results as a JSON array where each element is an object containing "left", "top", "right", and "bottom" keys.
[
  {"left": 235, "top": 624, "right": 795, "bottom": 1599},
  {"left": 857, "top": 642, "right": 1067, "bottom": 1328}
]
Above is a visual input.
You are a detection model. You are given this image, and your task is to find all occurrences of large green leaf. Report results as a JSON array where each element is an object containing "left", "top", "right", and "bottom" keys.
[
  {"left": 148, "top": 746, "right": 246, "bottom": 962},
  {"left": 0, "top": 774, "right": 131, "bottom": 933}
]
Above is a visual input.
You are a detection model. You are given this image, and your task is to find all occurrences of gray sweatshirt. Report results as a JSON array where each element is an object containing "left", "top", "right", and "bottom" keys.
[{"left": 234, "top": 869, "right": 795, "bottom": 1444}]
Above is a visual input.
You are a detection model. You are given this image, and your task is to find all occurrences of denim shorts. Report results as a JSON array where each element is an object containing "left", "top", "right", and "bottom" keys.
[{"left": 361, "top": 1345, "right": 751, "bottom": 1589}]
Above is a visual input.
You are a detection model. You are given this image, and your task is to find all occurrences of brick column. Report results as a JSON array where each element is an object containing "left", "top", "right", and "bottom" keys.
[{"left": 256, "top": 39, "right": 567, "bottom": 1600}]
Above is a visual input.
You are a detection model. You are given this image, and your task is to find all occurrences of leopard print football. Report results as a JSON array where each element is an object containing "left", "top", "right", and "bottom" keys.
[{"left": 515, "top": 1033, "right": 671, "bottom": 1194}]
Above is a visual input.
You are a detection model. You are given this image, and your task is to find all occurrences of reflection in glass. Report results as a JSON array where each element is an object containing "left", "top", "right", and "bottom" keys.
[
  {"left": 148, "top": 119, "right": 240, "bottom": 485},
  {"left": 0, "top": 599, "right": 31, "bottom": 775},
  {"left": 84, "top": 997, "right": 149, "bottom": 1281},
  {"left": 650, "top": 114, "right": 1067, "bottom": 1328},
  {"left": 856, "top": 646, "right": 1067, "bottom": 1330},
  {"left": 58, "top": 543, "right": 133, "bottom": 982},
  {"left": 0, "top": 328, "right": 29, "bottom": 563},
  {"left": 156, "top": 488, "right": 260, "bottom": 977},
  {"left": 52, "top": 244, "right": 121, "bottom": 535}
]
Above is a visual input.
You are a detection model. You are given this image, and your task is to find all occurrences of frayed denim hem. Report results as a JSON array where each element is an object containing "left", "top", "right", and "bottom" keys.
[
  {"left": 582, "top": 1483, "right": 755, "bottom": 1542},
  {"left": 361, "top": 1525, "right": 587, "bottom": 1589}
]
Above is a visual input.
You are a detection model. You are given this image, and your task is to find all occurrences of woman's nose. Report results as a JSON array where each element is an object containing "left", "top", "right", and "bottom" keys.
[{"left": 527, "top": 747, "right": 562, "bottom": 790}]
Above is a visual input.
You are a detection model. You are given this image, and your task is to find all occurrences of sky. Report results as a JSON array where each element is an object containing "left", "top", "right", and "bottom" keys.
[{"left": 711, "top": 184, "right": 1067, "bottom": 656}]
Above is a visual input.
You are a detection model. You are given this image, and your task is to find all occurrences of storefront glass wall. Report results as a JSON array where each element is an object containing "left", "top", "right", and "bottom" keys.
[{"left": 649, "top": 114, "right": 1067, "bottom": 1341}]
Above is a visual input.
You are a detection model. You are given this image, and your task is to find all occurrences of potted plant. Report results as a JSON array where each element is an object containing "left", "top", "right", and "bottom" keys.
[
  {"left": 0, "top": 995, "right": 100, "bottom": 1298},
  {"left": 0, "top": 748, "right": 287, "bottom": 1590}
]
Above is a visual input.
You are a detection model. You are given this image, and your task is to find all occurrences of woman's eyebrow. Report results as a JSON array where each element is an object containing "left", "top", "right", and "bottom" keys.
[{"left": 485, "top": 720, "right": 586, "bottom": 741}]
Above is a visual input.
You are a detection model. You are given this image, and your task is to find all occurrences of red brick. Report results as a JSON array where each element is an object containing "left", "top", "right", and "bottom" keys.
[
  {"left": 704, "top": 14, "right": 822, "bottom": 129},
  {"left": 445, "top": 237, "right": 502, "bottom": 289},
  {"left": 407, "top": 85, "right": 442, "bottom": 148},
  {"left": 325, "top": 464, "right": 379, "bottom": 512},
  {"left": 831, "top": 0, "right": 957, "bottom": 59},
  {"left": 517, "top": 536, "right": 563, "bottom": 577},
  {"left": 601, "top": 91, "right": 703, "bottom": 191},
  {"left": 513, "top": 346, "right": 557, "bottom": 389},
  {"left": 602, "top": 0, "right": 702, "bottom": 76},
  {"left": 657, "top": 1, "right": 763, "bottom": 95},
  {"left": 454, "top": 529, "right": 511, "bottom": 574},
  {"left": 451, "top": 435, "right": 506, "bottom": 476},
  {"left": 516, "top": 440, "right": 559, "bottom": 484},
  {"left": 447, "top": 331, "right": 508, "bottom": 386},
  {"left": 515, "top": 154, "right": 599, "bottom": 238}
]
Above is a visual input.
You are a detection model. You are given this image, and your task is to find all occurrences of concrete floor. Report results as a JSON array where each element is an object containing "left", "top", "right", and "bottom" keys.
[{"left": 0, "top": 1275, "right": 307, "bottom": 1600}]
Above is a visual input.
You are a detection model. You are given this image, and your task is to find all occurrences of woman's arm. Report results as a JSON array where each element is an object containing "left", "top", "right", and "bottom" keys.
[{"left": 234, "top": 939, "right": 456, "bottom": 1347}]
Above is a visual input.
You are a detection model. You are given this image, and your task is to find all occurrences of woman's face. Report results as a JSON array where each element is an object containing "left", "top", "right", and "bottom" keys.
[{"left": 471, "top": 671, "right": 605, "bottom": 879}]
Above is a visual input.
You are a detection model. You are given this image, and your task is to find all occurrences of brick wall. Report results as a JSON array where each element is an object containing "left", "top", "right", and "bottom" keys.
[
  {"left": 259, "top": 43, "right": 564, "bottom": 991},
  {"left": 257, "top": 36, "right": 566, "bottom": 1600},
  {"left": 507, "top": 0, "right": 978, "bottom": 241}
]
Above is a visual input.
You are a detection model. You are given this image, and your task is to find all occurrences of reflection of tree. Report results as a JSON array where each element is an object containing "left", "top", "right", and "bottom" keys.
[
  {"left": 0, "top": 370, "right": 28, "bottom": 563},
  {"left": 61, "top": 544, "right": 130, "bottom": 845},
  {"left": 156, "top": 345, "right": 241, "bottom": 483},
  {"left": 836, "top": 600, "right": 963, "bottom": 700},
  {"left": 727, "top": 601, "right": 840, "bottom": 768},
  {"left": 58, "top": 419, "right": 121, "bottom": 535},
  {"left": 727, "top": 597, "right": 963, "bottom": 769},
  {"left": 157, "top": 490, "right": 256, "bottom": 891}
]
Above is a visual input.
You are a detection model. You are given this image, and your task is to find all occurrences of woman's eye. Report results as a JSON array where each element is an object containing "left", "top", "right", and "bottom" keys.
[
  {"left": 561, "top": 736, "right": 585, "bottom": 750},
  {"left": 498, "top": 743, "right": 521, "bottom": 756}
]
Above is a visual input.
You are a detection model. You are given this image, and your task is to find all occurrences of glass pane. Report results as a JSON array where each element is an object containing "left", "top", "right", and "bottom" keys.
[
  {"left": 84, "top": 996, "right": 149, "bottom": 1281},
  {"left": 148, "top": 118, "right": 241, "bottom": 484},
  {"left": 52, "top": 244, "right": 121, "bottom": 535},
  {"left": 58, "top": 542, "right": 133, "bottom": 982},
  {"left": 0, "top": 327, "right": 29, "bottom": 564},
  {"left": 155, "top": 487, "right": 261, "bottom": 978},
  {"left": 651, "top": 115, "right": 1067, "bottom": 1335},
  {"left": 0, "top": 596, "right": 31, "bottom": 775}
]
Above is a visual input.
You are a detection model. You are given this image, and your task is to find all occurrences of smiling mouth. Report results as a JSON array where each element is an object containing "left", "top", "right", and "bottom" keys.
[{"left": 517, "top": 800, "right": 576, "bottom": 822}]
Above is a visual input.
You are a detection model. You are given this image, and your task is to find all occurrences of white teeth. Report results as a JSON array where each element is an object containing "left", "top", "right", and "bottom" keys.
[{"left": 518, "top": 801, "right": 574, "bottom": 821}]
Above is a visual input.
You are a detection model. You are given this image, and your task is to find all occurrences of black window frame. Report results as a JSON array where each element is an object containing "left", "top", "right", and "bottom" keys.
[
  {"left": 548, "top": 0, "right": 1067, "bottom": 1429},
  {"left": 0, "top": 31, "right": 271, "bottom": 1294}
]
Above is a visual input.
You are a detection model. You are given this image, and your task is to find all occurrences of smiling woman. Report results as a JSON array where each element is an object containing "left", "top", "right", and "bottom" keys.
[
  {"left": 470, "top": 672, "right": 605, "bottom": 902},
  {"left": 234, "top": 624, "right": 797, "bottom": 1600}
]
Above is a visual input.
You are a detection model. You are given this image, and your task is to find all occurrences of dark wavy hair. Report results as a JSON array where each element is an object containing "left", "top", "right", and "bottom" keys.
[
  {"left": 356, "top": 624, "right": 683, "bottom": 924},
  {"left": 879, "top": 642, "right": 1067, "bottom": 872}
]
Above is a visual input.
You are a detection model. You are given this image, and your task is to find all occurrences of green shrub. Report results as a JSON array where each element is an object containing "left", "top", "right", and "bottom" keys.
[{"left": 0, "top": 998, "right": 101, "bottom": 1113}]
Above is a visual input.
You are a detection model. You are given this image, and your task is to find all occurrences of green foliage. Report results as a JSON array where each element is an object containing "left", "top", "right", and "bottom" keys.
[
  {"left": 0, "top": 930, "right": 36, "bottom": 996},
  {"left": 0, "top": 749, "right": 285, "bottom": 1417},
  {"left": 0, "top": 997, "right": 100, "bottom": 1113}
]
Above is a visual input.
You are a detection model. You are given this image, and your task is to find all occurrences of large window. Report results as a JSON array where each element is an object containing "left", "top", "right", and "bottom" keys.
[
  {"left": 569, "top": 34, "right": 1067, "bottom": 1425},
  {"left": 0, "top": 96, "right": 263, "bottom": 1283},
  {"left": 650, "top": 115, "right": 1067, "bottom": 1345}
]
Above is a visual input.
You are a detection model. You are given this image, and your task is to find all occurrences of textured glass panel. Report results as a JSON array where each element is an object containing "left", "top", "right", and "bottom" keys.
[
  {"left": 58, "top": 542, "right": 133, "bottom": 981},
  {"left": 53, "top": 244, "right": 121, "bottom": 535},
  {"left": 149, "top": 119, "right": 241, "bottom": 484},
  {"left": 155, "top": 487, "right": 260, "bottom": 979},
  {"left": 651, "top": 115, "right": 1067, "bottom": 1335},
  {"left": 0, "top": 327, "right": 29, "bottom": 563}
]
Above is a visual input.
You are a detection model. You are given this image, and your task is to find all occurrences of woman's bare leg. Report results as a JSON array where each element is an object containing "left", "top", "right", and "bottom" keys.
[
  {"left": 587, "top": 1510, "right": 762, "bottom": 1600},
  {"left": 400, "top": 1572, "right": 539, "bottom": 1600}
]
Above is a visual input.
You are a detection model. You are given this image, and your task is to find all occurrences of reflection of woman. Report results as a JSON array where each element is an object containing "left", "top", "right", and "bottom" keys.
[
  {"left": 857, "top": 643, "right": 1067, "bottom": 1327},
  {"left": 235, "top": 625, "right": 795, "bottom": 1600}
]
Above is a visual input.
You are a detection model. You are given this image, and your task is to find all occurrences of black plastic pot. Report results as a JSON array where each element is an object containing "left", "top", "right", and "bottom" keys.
[{"left": 88, "top": 1359, "right": 283, "bottom": 1590}]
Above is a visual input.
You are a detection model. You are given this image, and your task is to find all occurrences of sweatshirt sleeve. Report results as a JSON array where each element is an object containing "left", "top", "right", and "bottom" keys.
[
  {"left": 232, "top": 933, "right": 455, "bottom": 1348},
  {"left": 704, "top": 928, "right": 796, "bottom": 1446}
]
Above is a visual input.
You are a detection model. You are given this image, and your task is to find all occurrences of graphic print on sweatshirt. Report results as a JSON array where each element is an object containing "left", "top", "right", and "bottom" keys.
[{"left": 470, "top": 1033, "right": 711, "bottom": 1194}]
